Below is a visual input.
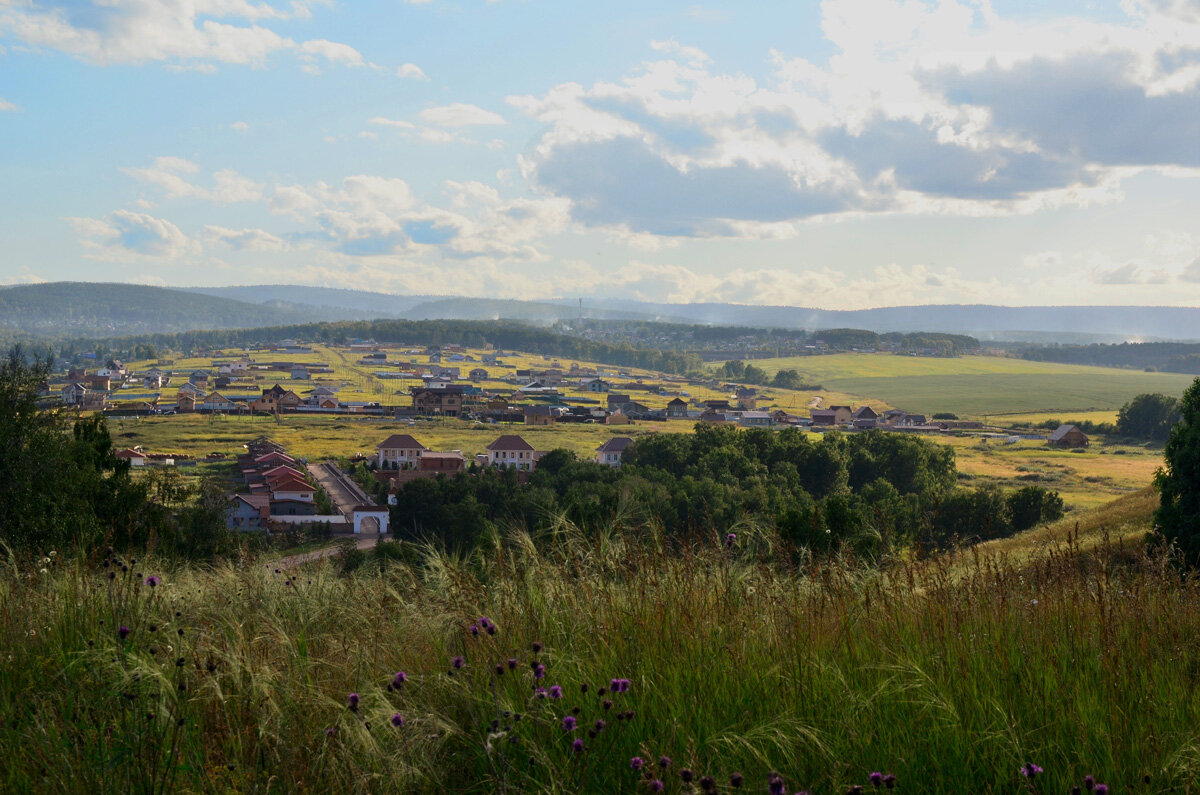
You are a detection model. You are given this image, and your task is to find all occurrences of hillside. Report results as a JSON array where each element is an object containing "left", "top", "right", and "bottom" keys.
[{"left": 0, "top": 283, "right": 393, "bottom": 337}]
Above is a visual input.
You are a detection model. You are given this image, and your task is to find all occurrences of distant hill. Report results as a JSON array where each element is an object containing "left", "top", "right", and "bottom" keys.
[
  {"left": 6, "top": 282, "right": 1200, "bottom": 342},
  {"left": 0, "top": 282, "right": 394, "bottom": 337}
]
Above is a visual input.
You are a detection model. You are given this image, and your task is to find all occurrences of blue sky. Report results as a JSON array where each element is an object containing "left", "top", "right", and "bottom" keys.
[{"left": 2, "top": 0, "right": 1199, "bottom": 308}]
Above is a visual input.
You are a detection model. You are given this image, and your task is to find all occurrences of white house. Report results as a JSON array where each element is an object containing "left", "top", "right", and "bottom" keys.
[
  {"left": 487, "top": 435, "right": 538, "bottom": 471},
  {"left": 376, "top": 433, "right": 428, "bottom": 468},
  {"left": 595, "top": 436, "right": 633, "bottom": 467}
]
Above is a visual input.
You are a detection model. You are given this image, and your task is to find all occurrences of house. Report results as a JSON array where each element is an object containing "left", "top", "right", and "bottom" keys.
[
  {"left": 267, "top": 473, "right": 315, "bottom": 502},
  {"left": 250, "top": 385, "right": 302, "bottom": 414},
  {"left": 704, "top": 399, "right": 734, "bottom": 412},
  {"left": 143, "top": 373, "right": 167, "bottom": 389},
  {"left": 254, "top": 451, "right": 296, "bottom": 467},
  {"left": 810, "top": 409, "right": 836, "bottom": 426},
  {"left": 735, "top": 388, "right": 760, "bottom": 410},
  {"left": 226, "top": 494, "right": 270, "bottom": 531},
  {"left": 469, "top": 367, "right": 489, "bottom": 382},
  {"left": 412, "top": 386, "right": 463, "bottom": 417},
  {"left": 739, "top": 411, "right": 774, "bottom": 427},
  {"left": 596, "top": 436, "right": 633, "bottom": 467},
  {"left": 852, "top": 406, "right": 879, "bottom": 429},
  {"left": 666, "top": 397, "right": 689, "bottom": 418},
  {"left": 61, "top": 382, "right": 87, "bottom": 406},
  {"left": 290, "top": 365, "right": 310, "bottom": 380},
  {"left": 270, "top": 499, "right": 317, "bottom": 517},
  {"left": 827, "top": 406, "right": 854, "bottom": 424},
  {"left": 177, "top": 393, "right": 199, "bottom": 413},
  {"left": 487, "top": 435, "right": 538, "bottom": 470},
  {"left": 699, "top": 409, "right": 733, "bottom": 425},
  {"left": 583, "top": 378, "right": 613, "bottom": 393},
  {"left": 606, "top": 394, "right": 632, "bottom": 412},
  {"left": 189, "top": 370, "right": 210, "bottom": 388},
  {"left": 200, "top": 392, "right": 237, "bottom": 412},
  {"left": 771, "top": 409, "right": 802, "bottom": 425},
  {"left": 418, "top": 451, "right": 466, "bottom": 474},
  {"left": 376, "top": 434, "right": 428, "bottom": 468},
  {"left": 524, "top": 405, "right": 556, "bottom": 426},
  {"left": 81, "top": 392, "right": 109, "bottom": 411},
  {"left": 1048, "top": 424, "right": 1090, "bottom": 448},
  {"left": 114, "top": 448, "right": 148, "bottom": 466},
  {"left": 606, "top": 410, "right": 633, "bottom": 425},
  {"left": 177, "top": 382, "right": 205, "bottom": 397},
  {"left": 97, "top": 359, "right": 126, "bottom": 378},
  {"left": 86, "top": 375, "right": 112, "bottom": 392}
]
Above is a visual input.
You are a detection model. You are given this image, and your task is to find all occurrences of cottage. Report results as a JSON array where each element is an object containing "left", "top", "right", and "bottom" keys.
[
  {"left": 583, "top": 378, "right": 613, "bottom": 393},
  {"left": 827, "top": 406, "right": 854, "bottom": 424},
  {"left": 666, "top": 397, "right": 689, "bottom": 418},
  {"left": 487, "top": 435, "right": 538, "bottom": 471},
  {"left": 606, "top": 393, "right": 632, "bottom": 411},
  {"left": 114, "top": 448, "right": 148, "bottom": 466},
  {"left": 524, "top": 405, "right": 556, "bottom": 426},
  {"left": 412, "top": 386, "right": 463, "bottom": 417},
  {"left": 595, "top": 436, "right": 633, "bottom": 467},
  {"left": 376, "top": 434, "right": 428, "bottom": 468},
  {"left": 61, "top": 382, "right": 87, "bottom": 406},
  {"left": 1048, "top": 424, "right": 1090, "bottom": 448},
  {"left": 739, "top": 411, "right": 774, "bottom": 428},
  {"left": 469, "top": 367, "right": 489, "bottom": 382},
  {"left": 267, "top": 473, "right": 315, "bottom": 502},
  {"left": 226, "top": 494, "right": 270, "bottom": 531}
]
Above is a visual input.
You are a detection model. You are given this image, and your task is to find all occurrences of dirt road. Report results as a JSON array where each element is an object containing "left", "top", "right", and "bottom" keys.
[{"left": 271, "top": 535, "right": 381, "bottom": 569}]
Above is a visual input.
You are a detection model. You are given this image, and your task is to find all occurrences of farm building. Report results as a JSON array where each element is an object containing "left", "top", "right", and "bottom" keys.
[{"left": 1048, "top": 424, "right": 1090, "bottom": 448}]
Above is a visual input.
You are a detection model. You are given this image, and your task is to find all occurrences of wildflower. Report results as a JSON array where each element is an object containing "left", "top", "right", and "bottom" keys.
[
  {"left": 846, "top": 787, "right": 864, "bottom": 795},
  {"left": 630, "top": 757, "right": 646, "bottom": 770},
  {"left": 532, "top": 641, "right": 542, "bottom": 653},
  {"left": 118, "top": 625, "right": 131, "bottom": 640},
  {"left": 869, "top": 772, "right": 883, "bottom": 787},
  {"left": 478, "top": 617, "right": 491, "bottom": 629},
  {"left": 680, "top": 769, "right": 695, "bottom": 782},
  {"left": 534, "top": 664, "right": 546, "bottom": 679},
  {"left": 486, "top": 625, "right": 496, "bottom": 635},
  {"left": 535, "top": 687, "right": 547, "bottom": 699},
  {"left": 580, "top": 683, "right": 589, "bottom": 693},
  {"left": 1094, "top": 786, "right": 1109, "bottom": 795},
  {"left": 699, "top": 776, "right": 716, "bottom": 791},
  {"left": 144, "top": 575, "right": 161, "bottom": 587},
  {"left": 883, "top": 774, "right": 896, "bottom": 789},
  {"left": 594, "top": 719, "right": 606, "bottom": 731},
  {"left": 730, "top": 772, "right": 744, "bottom": 788},
  {"left": 1020, "top": 763, "right": 1043, "bottom": 778},
  {"left": 1083, "top": 776, "right": 1095, "bottom": 791},
  {"left": 452, "top": 656, "right": 465, "bottom": 669},
  {"left": 495, "top": 664, "right": 505, "bottom": 675},
  {"left": 549, "top": 685, "right": 563, "bottom": 699},
  {"left": 392, "top": 671, "right": 407, "bottom": 688},
  {"left": 603, "top": 699, "right": 613, "bottom": 710},
  {"left": 324, "top": 726, "right": 336, "bottom": 737},
  {"left": 470, "top": 625, "right": 480, "bottom": 636},
  {"left": 562, "top": 715, "right": 577, "bottom": 731},
  {"left": 648, "top": 781, "right": 664, "bottom": 793},
  {"left": 507, "top": 658, "right": 518, "bottom": 670},
  {"left": 725, "top": 532, "right": 737, "bottom": 547},
  {"left": 659, "top": 756, "right": 671, "bottom": 769},
  {"left": 348, "top": 693, "right": 360, "bottom": 711},
  {"left": 572, "top": 738, "right": 585, "bottom": 754},
  {"left": 390, "top": 713, "right": 404, "bottom": 727},
  {"left": 769, "top": 774, "right": 786, "bottom": 795}
]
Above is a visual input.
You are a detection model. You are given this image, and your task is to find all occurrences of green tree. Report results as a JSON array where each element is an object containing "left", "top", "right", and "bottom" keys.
[
  {"left": 1154, "top": 378, "right": 1200, "bottom": 566},
  {"left": 1117, "top": 393, "right": 1180, "bottom": 440}
]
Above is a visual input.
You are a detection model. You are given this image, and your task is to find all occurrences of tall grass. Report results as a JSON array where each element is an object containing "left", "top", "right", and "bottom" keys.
[{"left": 3, "top": 524, "right": 1200, "bottom": 793}]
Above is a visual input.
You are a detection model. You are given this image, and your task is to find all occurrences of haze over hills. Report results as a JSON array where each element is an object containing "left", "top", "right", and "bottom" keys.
[{"left": 5, "top": 281, "right": 1200, "bottom": 341}]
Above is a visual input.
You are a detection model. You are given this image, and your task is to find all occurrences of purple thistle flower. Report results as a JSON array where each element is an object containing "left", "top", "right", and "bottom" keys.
[
  {"left": 470, "top": 624, "right": 479, "bottom": 636},
  {"left": 532, "top": 641, "right": 542, "bottom": 653},
  {"left": 324, "top": 726, "right": 336, "bottom": 737},
  {"left": 549, "top": 685, "right": 563, "bottom": 699},
  {"left": 1083, "top": 776, "right": 1095, "bottom": 791},
  {"left": 1094, "top": 786, "right": 1109, "bottom": 795},
  {"left": 769, "top": 775, "right": 786, "bottom": 795},
  {"left": 347, "top": 693, "right": 360, "bottom": 711},
  {"left": 630, "top": 757, "right": 646, "bottom": 770},
  {"left": 1020, "top": 763, "right": 1043, "bottom": 778},
  {"left": 869, "top": 772, "right": 884, "bottom": 787},
  {"left": 725, "top": 532, "right": 737, "bottom": 547},
  {"left": 507, "top": 658, "right": 518, "bottom": 670},
  {"left": 603, "top": 699, "right": 613, "bottom": 710},
  {"left": 495, "top": 664, "right": 505, "bottom": 675},
  {"left": 452, "top": 655, "right": 465, "bottom": 669},
  {"left": 392, "top": 671, "right": 407, "bottom": 687},
  {"left": 730, "top": 772, "right": 744, "bottom": 788},
  {"left": 572, "top": 738, "right": 585, "bottom": 754},
  {"left": 658, "top": 756, "right": 671, "bottom": 769},
  {"left": 118, "top": 625, "right": 131, "bottom": 640},
  {"left": 883, "top": 774, "right": 896, "bottom": 789},
  {"left": 698, "top": 776, "right": 716, "bottom": 791},
  {"left": 390, "top": 713, "right": 404, "bottom": 727},
  {"left": 144, "top": 575, "right": 160, "bottom": 587},
  {"left": 619, "top": 678, "right": 631, "bottom": 692},
  {"left": 648, "top": 781, "right": 664, "bottom": 793},
  {"left": 534, "top": 664, "right": 546, "bottom": 679},
  {"left": 535, "top": 687, "right": 547, "bottom": 699},
  {"left": 680, "top": 769, "right": 694, "bottom": 783},
  {"left": 562, "top": 715, "right": 577, "bottom": 731},
  {"left": 478, "top": 616, "right": 490, "bottom": 628}
]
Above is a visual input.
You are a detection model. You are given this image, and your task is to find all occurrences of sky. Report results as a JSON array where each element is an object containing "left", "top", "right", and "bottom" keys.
[{"left": 1, "top": 0, "right": 1200, "bottom": 309}]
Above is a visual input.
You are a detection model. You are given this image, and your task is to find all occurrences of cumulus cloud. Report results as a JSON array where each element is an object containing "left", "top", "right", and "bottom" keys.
[
  {"left": 1091, "top": 262, "right": 1171, "bottom": 284},
  {"left": 0, "top": 97, "right": 19, "bottom": 112},
  {"left": 0, "top": 0, "right": 366, "bottom": 69},
  {"left": 230, "top": 120, "right": 250, "bottom": 133},
  {"left": 122, "top": 157, "right": 263, "bottom": 202},
  {"left": 68, "top": 209, "right": 193, "bottom": 258},
  {"left": 419, "top": 103, "right": 507, "bottom": 127},
  {"left": 397, "top": 62, "right": 428, "bottom": 80},
  {"left": 204, "top": 225, "right": 286, "bottom": 251}
]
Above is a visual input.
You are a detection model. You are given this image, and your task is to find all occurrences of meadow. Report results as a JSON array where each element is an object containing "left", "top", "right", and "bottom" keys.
[
  {"left": 4, "top": 521, "right": 1199, "bottom": 793},
  {"left": 727, "top": 354, "right": 1195, "bottom": 419}
]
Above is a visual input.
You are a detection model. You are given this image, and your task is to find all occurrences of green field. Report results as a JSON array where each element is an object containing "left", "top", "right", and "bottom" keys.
[{"left": 725, "top": 354, "right": 1195, "bottom": 417}]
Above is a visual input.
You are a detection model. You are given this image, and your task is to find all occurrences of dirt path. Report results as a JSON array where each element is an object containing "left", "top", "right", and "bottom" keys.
[{"left": 271, "top": 535, "right": 381, "bottom": 569}]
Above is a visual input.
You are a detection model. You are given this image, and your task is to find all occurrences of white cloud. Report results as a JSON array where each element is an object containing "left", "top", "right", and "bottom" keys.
[
  {"left": 0, "top": 266, "right": 47, "bottom": 285},
  {"left": 649, "top": 38, "right": 712, "bottom": 66},
  {"left": 67, "top": 209, "right": 194, "bottom": 259},
  {"left": 397, "top": 62, "right": 428, "bottom": 80},
  {"left": 300, "top": 38, "right": 367, "bottom": 67},
  {"left": 0, "top": 97, "right": 19, "bottom": 112},
  {"left": 204, "top": 225, "right": 286, "bottom": 251},
  {"left": 419, "top": 103, "right": 507, "bottom": 127},
  {"left": 122, "top": 157, "right": 263, "bottom": 202},
  {"left": 369, "top": 116, "right": 416, "bottom": 129},
  {"left": 230, "top": 120, "right": 250, "bottom": 133}
]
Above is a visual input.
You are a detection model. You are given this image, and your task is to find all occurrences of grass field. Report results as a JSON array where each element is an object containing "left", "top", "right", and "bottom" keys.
[{"left": 722, "top": 354, "right": 1195, "bottom": 418}]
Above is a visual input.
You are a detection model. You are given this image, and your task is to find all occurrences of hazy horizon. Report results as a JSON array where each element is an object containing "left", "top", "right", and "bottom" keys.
[{"left": 3, "top": 1, "right": 1200, "bottom": 309}]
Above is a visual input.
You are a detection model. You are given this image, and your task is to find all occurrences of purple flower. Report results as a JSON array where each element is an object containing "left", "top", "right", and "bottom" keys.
[
  {"left": 572, "top": 738, "right": 585, "bottom": 754},
  {"left": 1083, "top": 776, "right": 1095, "bottom": 791},
  {"left": 507, "top": 658, "right": 518, "bottom": 670},
  {"left": 534, "top": 687, "right": 547, "bottom": 699},
  {"left": 1094, "top": 786, "right": 1109, "bottom": 795},
  {"left": 478, "top": 616, "right": 491, "bottom": 628},
  {"left": 549, "top": 685, "right": 563, "bottom": 699},
  {"left": 562, "top": 715, "right": 577, "bottom": 731},
  {"left": 532, "top": 641, "right": 542, "bottom": 653},
  {"left": 494, "top": 664, "right": 505, "bottom": 675},
  {"left": 534, "top": 664, "right": 546, "bottom": 679},
  {"left": 1020, "top": 763, "right": 1043, "bottom": 778},
  {"left": 883, "top": 774, "right": 896, "bottom": 789},
  {"left": 452, "top": 655, "right": 465, "bottom": 669},
  {"left": 869, "top": 772, "right": 883, "bottom": 787},
  {"left": 324, "top": 726, "right": 336, "bottom": 737},
  {"left": 118, "top": 625, "right": 131, "bottom": 640},
  {"left": 769, "top": 774, "right": 786, "bottom": 795},
  {"left": 725, "top": 532, "right": 737, "bottom": 547},
  {"left": 469, "top": 624, "right": 479, "bottom": 636},
  {"left": 730, "top": 772, "right": 744, "bottom": 788},
  {"left": 144, "top": 575, "right": 160, "bottom": 587},
  {"left": 648, "top": 781, "right": 664, "bottom": 793},
  {"left": 348, "top": 693, "right": 360, "bottom": 711},
  {"left": 630, "top": 757, "right": 646, "bottom": 770},
  {"left": 392, "top": 671, "right": 407, "bottom": 687},
  {"left": 390, "top": 713, "right": 404, "bottom": 727},
  {"left": 698, "top": 776, "right": 716, "bottom": 791},
  {"left": 680, "top": 769, "right": 694, "bottom": 783},
  {"left": 658, "top": 756, "right": 671, "bottom": 769}
]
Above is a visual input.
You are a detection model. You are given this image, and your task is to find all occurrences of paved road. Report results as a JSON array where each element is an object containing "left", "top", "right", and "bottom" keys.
[{"left": 310, "top": 461, "right": 372, "bottom": 517}]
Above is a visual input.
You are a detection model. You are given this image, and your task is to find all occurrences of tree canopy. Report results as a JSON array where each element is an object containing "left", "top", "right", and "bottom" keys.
[{"left": 1154, "top": 377, "right": 1200, "bottom": 567}]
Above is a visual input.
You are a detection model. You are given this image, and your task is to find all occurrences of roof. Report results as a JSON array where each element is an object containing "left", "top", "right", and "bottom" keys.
[
  {"left": 487, "top": 434, "right": 534, "bottom": 452},
  {"left": 115, "top": 448, "right": 146, "bottom": 459},
  {"left": 596, "top": 437, "right": 633, "bottom": 453},
  {"left": 1049, "top": 424, "right": 1085, "bottom": 441},
  {"left": 741, "top": 411, "right": 773, "bottom": 419},
  {"left": 811, "top": 409, "right": 836, "bottom": 417},
  {"left": 377, "top": 434, "right": 428, "bottom": 450},
  {"left": 829, "top": 405, "right": 852, "bottom": 412},
  {"left": 233, "top": 494, "right": 270, "bottom": 509},
  {"left": 667, "top": 397, "right": 688, "bottom": 405}
]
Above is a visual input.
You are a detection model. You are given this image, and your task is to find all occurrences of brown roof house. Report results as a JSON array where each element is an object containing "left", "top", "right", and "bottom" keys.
[
  {"left": 486, "top": 435, "right": 539, "bottom": 471},
  {"left": 524, "top": 405, "right": 556, "bottom": 426},
  {"left": 596, "top": 436, "right": 633, "bottom": 467},
  {"left": 412, "top": 386, "right": 463, "bottom": 417},
  {"left": 376, "top": 434, "right": 428, "bottom": 469},
  {"left": 1048, "top": 424, "right": 1089, "bottom": 448}
]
